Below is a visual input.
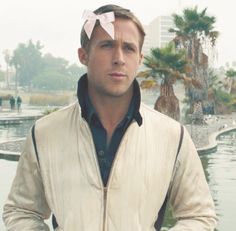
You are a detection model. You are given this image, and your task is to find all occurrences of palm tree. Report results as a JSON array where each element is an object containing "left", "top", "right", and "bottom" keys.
[
  {"left": 169, "top": 6, "right": 219, "bottom": 116},
  {"left": 138, "top": 43, "right": 199, "bottom": 121},
  {"left": 225, "top": 68, "right": 236, "bottom": 95}
]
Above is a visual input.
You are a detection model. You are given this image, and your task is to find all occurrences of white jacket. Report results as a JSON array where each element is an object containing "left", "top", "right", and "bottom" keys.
[{"left": 3, "top": 102, "right": 217, "bottom": 230}]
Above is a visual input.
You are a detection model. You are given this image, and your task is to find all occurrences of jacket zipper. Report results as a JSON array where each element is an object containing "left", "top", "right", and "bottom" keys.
[
  {"left": 103, "top": 187, "right": 108, "bottom": 231},
  {"left": 102, "top": 122, "right": 134, "bottom": 231},
  {"left": 83, "top": 120, "right": 108, "bottom": 231},
  {"left": 83, "top": 119, "right": 134, "bottom": 231}
]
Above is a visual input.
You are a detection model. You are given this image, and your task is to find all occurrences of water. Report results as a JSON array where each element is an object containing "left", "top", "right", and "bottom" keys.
[
  {"left": 201, "top": 131, "right": 236, "bottom": 231},
  {"left": 0, "top": 159, "right": 18, "bottom": 228},
  {"left": 1, "top": 121, "right": 236, "bottom": 230},
  {"left": 0, "top": 120, "right": 35, "bottom": 143},
  {"left": 0, "top": 120, "right": 52, "bottom": 230},
  {"left": 0, "top": 120, "right": 35, "bottom": 230}
]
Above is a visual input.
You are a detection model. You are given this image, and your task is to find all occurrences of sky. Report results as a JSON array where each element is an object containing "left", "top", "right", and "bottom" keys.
[{"left": 0, "top": 0, "right": 235, "bottom": 69}]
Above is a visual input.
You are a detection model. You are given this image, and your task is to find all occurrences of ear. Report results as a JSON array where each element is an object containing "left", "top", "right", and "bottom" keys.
[{"left": 78, "top": 48, "right": 88, "bottom": 66}]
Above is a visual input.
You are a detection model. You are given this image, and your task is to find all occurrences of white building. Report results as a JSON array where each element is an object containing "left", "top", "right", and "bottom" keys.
[{"left": 143, "top": 16, "right": 175, "bottom": 56}]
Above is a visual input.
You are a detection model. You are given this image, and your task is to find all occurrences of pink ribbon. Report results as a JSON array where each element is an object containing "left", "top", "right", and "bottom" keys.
[{"left": 82, "top": 10, "right": 115, "bottom": 39}]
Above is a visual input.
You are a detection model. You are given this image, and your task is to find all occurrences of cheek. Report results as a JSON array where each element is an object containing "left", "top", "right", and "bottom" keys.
[
  {"left": 129, "top": 60, "right": 141, "bottom": 75},
  {"left": 129, "top": 58, "right": 141, "bottom": 69},
  {"left": 88, "top": 54, "right": 108, "bottom": 66}
]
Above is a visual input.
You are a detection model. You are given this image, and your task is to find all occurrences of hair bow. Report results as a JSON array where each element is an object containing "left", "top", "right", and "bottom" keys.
[{"left": 82, "top": 10, "right": 115, "bottom": 39}]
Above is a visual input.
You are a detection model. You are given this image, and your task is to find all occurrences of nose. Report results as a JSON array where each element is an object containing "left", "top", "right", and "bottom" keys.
[{"left": 112, "top": 47, "right": 125, "bottom": 66}]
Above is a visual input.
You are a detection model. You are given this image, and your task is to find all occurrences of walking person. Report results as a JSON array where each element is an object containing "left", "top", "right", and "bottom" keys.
[
  {"left": 16, "top": 95, "right": 22, "bottom": 113},
  {"left": 3, "top": 4, "right": 217, "bottom": 230},
  {"left": 0, "top": 96, "right": 2, "bottom": 111},
  {"left": 9, "top": 95, "right": 15, "bottom": 111}
]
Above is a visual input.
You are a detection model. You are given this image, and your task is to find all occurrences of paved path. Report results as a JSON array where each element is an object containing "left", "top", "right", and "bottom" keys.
[
  {"left": 186, "top": 113, "right": 236, "bottom": 147},
  {"left": 0, "top": 107, "right": 43, "bottom": 124}
]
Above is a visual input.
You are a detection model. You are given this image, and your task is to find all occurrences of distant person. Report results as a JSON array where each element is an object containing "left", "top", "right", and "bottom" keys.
[
  {"left": 3, "top": 4, "right": 217, "bottom": 230},
  {"left": 9, "top": 95, "right": 15, "bottom": 111},
  {"left": 0, "top": 96, "right": 2, "bottom": 111},
  {"left": 16, "top": 96, "right": 22, "bottom": 113}
]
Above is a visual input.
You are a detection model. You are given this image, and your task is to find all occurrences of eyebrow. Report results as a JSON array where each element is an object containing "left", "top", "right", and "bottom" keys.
[{"left": 98, "top": 40, "right": 138, "bottom": 49}]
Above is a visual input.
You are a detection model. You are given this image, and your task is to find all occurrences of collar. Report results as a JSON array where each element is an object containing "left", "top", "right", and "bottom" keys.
[{"left": 77, "top": 74, "right": 142, "bottom": 126}]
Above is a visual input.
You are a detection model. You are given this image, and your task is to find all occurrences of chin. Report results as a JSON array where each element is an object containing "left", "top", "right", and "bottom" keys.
[{"left": 107, "top": 89, "right": 131, "bottom": 98}]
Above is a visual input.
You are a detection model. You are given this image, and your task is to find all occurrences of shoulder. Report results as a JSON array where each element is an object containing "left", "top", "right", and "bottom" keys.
[
  {"left": 35, "top": 102, "right": 80, "bottom": 132},
  {"left": 140, "top": 103, "right": 181, "bottom": 132}
]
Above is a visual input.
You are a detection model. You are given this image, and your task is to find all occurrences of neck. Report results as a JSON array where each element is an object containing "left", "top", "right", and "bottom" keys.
[{"left": 89, "top": 88, "right": 133, "bottom": 140}]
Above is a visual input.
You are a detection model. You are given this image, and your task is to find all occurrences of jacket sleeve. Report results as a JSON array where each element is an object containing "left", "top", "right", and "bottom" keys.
[
  {"left": 2, "top": 128, "right": 51, "bottom": 231},
  {"left": 168, "top": 126, "right": 217, "bottom": 231}
]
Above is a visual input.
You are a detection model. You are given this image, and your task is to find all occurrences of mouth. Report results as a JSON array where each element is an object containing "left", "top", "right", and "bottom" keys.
[{"left": 109, "top": 71, "right": 127, "bottom": 79}]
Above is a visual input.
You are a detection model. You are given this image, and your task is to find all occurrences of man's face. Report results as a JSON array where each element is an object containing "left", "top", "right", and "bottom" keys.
[{"left": 78, "top": 18, "right": 143, "bottom": 100}]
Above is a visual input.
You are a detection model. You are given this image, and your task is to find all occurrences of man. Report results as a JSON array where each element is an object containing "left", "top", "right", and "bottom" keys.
[
  {"left": 0, "top": 96, "right": 2, "bottom": 111},
  {"left": 3, "top": 4, "right": 217, "bottom": 230},
  {"left": 16, "top": 95, "right": 22, "bottom": 113}
]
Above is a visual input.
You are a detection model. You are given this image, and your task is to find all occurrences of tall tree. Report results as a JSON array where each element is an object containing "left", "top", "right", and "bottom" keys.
[
  {"left": 3, "top": 49, "right": 11, "bottom": 88},
  {"left": 10, "top": 40, "right": 43, "bottom": 90},
  {"left": 32, "top": 54, "right": 85, "bottom": 91},
  {"left": 169, "top": 6, "right": 219, "bottom": 116},
  {"left": 33, "top": 53, "right": 69, "bottom": 90},
  {"left": 138, "top": 43, "right": 198, "bottom": 121},
  {"left": 67, "top": 63, "right": 86, "bottom": 89}
]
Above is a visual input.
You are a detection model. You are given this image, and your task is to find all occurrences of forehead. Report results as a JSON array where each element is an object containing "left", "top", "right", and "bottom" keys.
[{"left": 90, "top": 18, "right": 141, "bottom": 46}]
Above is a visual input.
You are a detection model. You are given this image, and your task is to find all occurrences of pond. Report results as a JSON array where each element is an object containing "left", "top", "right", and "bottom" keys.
[
  {"left": 0, "top": 121, "right": 236, "bottom": 230},
  {"left": 0, "top": 120, "right": 35, "bottom": 143},
  {"left": 201, "top": 131, "right": 236, "bottom": 231}
]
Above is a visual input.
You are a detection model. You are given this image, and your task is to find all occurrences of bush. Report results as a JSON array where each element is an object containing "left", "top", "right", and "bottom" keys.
[
  {"left": 229, "top": 98, "right": 236, "bottom": 112},
  {"left": 42, "top": 107, "right": 59, "bottom": 115},
  {"left": 29, "top": 93, "right": 70, "bottom": 106},
  {"left": 214, "top": 89, "right": 234, "bottom": 114},
  {"left": 215, "top": 89, "right": 233, "bottom": 104}
]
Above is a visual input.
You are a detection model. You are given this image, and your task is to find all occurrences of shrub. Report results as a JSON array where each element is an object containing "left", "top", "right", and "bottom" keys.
[
  {"left": 42, "top": 107, "right": 59, "bottom": 115},
  {"left": 215, "top": 89, "right": 233, "bottom": 104}
]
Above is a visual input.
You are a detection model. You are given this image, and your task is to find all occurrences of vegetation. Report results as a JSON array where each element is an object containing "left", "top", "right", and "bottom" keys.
[
  {"left": 3, "top": 49, "right": 11, "bottom": 87},
  {"left": 8, "top": 40, "right": 85, "bottom": 91},
  {"left": 29, "top": 93, "right": 71, "bottom": 106},
  {"left": 10, "top": 40, "right": 43, "bottom": 88},
  {"left": 138, "top": 43, "right": 199, "bottom": 121},
  {"left": 206, "top": 68, "right": 236, "bottom": 114},
  {"left": 214, "top": 89, "right": 235, "bottom": 113},
  {"left": 225, "top": 68, "right": 236, "bottom": 94},
  {"left": 42, "top": 107, "right": 60, "bottom": 116},
  {"left": 169, "top": 6, "right": 219, "bottom": 117},
  {"left": 138, "top": 6, "right": 219, "bottom": 122}
]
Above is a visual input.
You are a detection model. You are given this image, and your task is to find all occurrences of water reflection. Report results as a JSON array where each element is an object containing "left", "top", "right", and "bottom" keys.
[
  {"left": 0, "top": 120, "right": 35, "bottom": 142},
  {"left": 202, "top": 130, "right": 236, "bottom": 231},
  {"left": 162, "top": 130, "right": 236, "bottom": 231}
]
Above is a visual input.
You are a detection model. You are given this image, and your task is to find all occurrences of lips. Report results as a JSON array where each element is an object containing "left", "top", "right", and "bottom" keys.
[{"left": 109, "top": 71, "right": 126, "bottom": 77}]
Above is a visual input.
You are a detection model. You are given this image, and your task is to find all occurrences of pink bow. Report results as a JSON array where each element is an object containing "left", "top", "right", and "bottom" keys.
[{"left": 82, "top": 10, "right": 115, "bottom": 39}]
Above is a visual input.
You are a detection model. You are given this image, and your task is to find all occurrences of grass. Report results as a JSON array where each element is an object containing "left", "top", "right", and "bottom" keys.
[{"left": 29, "top": 93, "right": 71, "bottom": 106}]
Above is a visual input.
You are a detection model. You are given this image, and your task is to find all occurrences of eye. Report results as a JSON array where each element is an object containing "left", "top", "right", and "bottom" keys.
[
  {"left": 101, "top": 42, "right": 113, "bottom": 48},
  {"left": 124, "top": 44, "right": 136, "bottom": 52}
]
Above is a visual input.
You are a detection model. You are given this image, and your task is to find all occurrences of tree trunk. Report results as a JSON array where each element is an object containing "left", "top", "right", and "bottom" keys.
[
  {"left": 154, "top": 82, "right": 180, "bottom": 121},
  {"left": 230, "top": 79, "right": 236, "bottom": 95},
  {"left": 186, "top": 39, "right": 209, "bottom": 123}
]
